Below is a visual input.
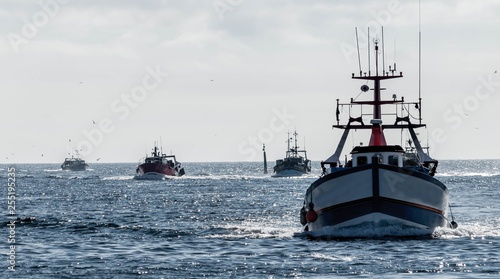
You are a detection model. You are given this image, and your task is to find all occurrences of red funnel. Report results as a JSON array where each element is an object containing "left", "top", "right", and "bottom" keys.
[{"left": 369, "top": 120, "right": 387, "bottom": 146}]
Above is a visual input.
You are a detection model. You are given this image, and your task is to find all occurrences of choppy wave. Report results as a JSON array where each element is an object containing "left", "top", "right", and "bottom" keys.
[
  {"left": 203, "top": 221, "right": 298, "bottom": 240},
  {"left": 101, "top": 175, "right": 134, "bottom": 181},
  {"left": 437, "top": 171, "right": 500, "bottom": 177},
  {"left": 4, "top": 161, "right": 500, "bottom": 278},
  {"left": 436, "top": 223, "right": 500, "bottom": 239},
  {"left": 45, "top": 174, "right": 100, "bottom": 180},
  {"left": 46, "top": 175, "right": 64, "bottom": 179},
  {"left": 101, "top": 174, "right": 294, "bottom": 181}
]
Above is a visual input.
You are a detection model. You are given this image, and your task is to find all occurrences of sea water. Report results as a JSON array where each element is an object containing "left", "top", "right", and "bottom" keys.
[{"left": 1, "top": 160, "right": 500, "bottom": 278}]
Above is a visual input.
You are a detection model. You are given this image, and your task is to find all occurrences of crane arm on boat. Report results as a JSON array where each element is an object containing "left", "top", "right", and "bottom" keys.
[{"left": 323, "top": 117, "right": 362, "bottom": 167}]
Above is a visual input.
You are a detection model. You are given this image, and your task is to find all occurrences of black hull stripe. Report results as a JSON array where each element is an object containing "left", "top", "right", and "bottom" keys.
[
  {"left": 380, "top": 197, "right": 444, "bottom": 215},
  {"left": 316, "top": 197, "right": 445, "bottom": 228},
  {"left": 318, "top": 197, "right": 373, "bottom": 213},
  {"left": 319, "top": 196, "right": 443, "bottom": 216}
]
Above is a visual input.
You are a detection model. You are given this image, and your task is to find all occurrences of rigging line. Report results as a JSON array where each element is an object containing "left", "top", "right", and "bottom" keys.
[
  {"left": 352, "top": 91, "right": 363, "bottom": 101},
  {"left": 403, "top": 105, "right": 420, "bottom": 121},
  {"left": 449, "top": 204, "right": 455, "bottom": 223},
  {"left": 355, "top": 27, "right": 362, "bottom": 75},
  {"left": 353, "top": 81, "right": 370, "bottom": 101}
]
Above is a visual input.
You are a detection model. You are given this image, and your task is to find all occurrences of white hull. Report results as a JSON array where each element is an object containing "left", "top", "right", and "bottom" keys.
[{"left": 303, "top": 163, "right": 449, "bottom": 234}]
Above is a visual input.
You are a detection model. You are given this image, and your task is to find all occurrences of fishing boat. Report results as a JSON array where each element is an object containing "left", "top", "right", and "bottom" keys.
[
  {"left": 61, "top": 156, "right": 88, "bottom": 171},
  {"left": 273, "top": 131, "right": 311, "bottom": 177},
  {"left": 134, "top": 143, "right": 185, "bottom": 180},
  {"left": 300, "top": 34, "right": 457, "bottom": 236}
]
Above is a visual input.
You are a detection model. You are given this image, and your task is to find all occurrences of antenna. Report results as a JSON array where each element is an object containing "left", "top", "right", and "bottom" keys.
[
  {"left": 367, "top": 27, "right": 371, "bottom": 76},
  {"left": 160, "top": 136, "right": 164, "bottom": 155},
  {"left": 294, "top": 130, "right": 299, "bottom": 152},
  {"left": 394, "top": 39, "right": 397, "bottom": 73},
  {"left": 355, "top": 27, "right": 362, "bottom": 75},
  {"left": 374, "top": 37, "right": 379, "bottom": 76},
  {"left": 382, "top": 26, "right": 385, "bottom": 76},
  {"left": 418, "top": 0, "right": 422, "bottom": 124}
]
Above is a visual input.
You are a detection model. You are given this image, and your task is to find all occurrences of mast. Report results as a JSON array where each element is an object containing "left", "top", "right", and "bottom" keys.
[
  {"left": 418, "top": 0, "right": 422, "bottom": 124},
  {"left": 374, "top": 38, "right": 381, "bottom": 119},
  {"left": 352, "top": 37, "right": 403, "bottom": 147},
  {"left": 326, "top": 28, "right": 428, "bottom": 165},
  {"left": 263, "top": 144, "right": 268, "bottom": 174},
  {"left": 287, "top": 131, "right": 291, "bottom": 153},
  {"left": 293, "top": 131, "right": 299, "bottom": 155},
  {"left": 351, "top": 39, "right": 403, "bottom": 119}
]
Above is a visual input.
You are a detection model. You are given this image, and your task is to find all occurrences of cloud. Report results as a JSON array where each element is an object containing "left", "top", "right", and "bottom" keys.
[{"left": 1, "top": 0, "right": 500, "bottom": 162}]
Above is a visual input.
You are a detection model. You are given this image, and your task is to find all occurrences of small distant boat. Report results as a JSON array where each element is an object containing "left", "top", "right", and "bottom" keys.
[
  {"left": 61, "top": 157, "right": 88, "bottom": 171},
  {"left": 134, "top": 144, "right": 185, "bottom": 180},
  {"left": 273, "top": 131, "right": 311, "bottom": 177}
]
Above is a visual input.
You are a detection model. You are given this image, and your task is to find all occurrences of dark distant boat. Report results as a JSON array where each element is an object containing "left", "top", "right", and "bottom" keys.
[
  {"left": 273, "top": 131, "right": 311, "bottom": 177},
  {"left": 134, "top": 144, "right": 185, "bottom": 180},
  {"left": 61, "top": 157, "right": 88, "bottom": 171},
  {"left": 300, "top": 34, "right": 457, "bottom": 236}
]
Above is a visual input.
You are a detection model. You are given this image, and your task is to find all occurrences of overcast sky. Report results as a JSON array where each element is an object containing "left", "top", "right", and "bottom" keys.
[{"left": 1, "top": 0, "right": 500, "bottom": 163}]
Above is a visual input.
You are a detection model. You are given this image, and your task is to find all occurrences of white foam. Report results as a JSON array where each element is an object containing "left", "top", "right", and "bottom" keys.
[{"left": 101, "top": 176, "right": 134, "bottom": 180}]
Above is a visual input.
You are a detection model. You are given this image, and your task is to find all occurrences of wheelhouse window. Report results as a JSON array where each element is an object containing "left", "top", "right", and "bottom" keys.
[
  {"left": 357, "top": 156, "right": 367, "bottom": 166},
  {"left": 388, "top": 155, "right": 399, "bottom": 166}
]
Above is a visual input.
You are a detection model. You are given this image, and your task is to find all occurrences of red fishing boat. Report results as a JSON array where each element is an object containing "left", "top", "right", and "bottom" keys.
[{"left": 134, "top": 143, "right": 185, "bottom": 180}]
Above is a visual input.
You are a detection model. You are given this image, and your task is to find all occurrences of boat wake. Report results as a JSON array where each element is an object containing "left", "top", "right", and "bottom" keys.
[
  {"left": 300, "top": 221, "right": 437, "bottom": 240},
  {"left": 101, "top": 175, "right": 135, "bottom": 181},
  {"left": 434, "top": 222, "right": 500, "bottom": 239},
  {"left": 204, "top": 221, "right": 297, "bottom": 239},
  {"left": 294, "top": 220, "right": 500, "bottom": 240},
  {"left": 44, "top": 169, "right": 63, "bottom": 172},
  {"left": 181, "top": 174, "right": 269, "bottom": 180},
  {"left": 101, "top": 174, "right": 273, "bottom": 181},
  {"left": 437, "top": 171, "right": 500, "bottom": 177}
]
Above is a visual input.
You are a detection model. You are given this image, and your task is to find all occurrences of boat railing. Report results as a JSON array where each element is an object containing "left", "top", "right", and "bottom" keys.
[{"left": 334, "top": 97, "right": 422, "bottom": 128}]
